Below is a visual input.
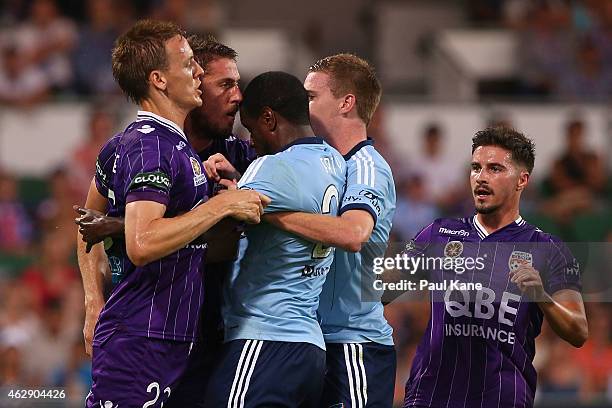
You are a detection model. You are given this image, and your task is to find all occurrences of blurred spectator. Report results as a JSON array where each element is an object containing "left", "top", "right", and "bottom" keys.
[
  {"left": 20, "top": 229, "right": 78, "bottom": 314},
  {"left": 0, "top": 169, "right": 33, "bottom": 254},
  {"left": 573, "top": 304, "right": 612, "bottom": 401},
  {"left": 67, "top": 108, "right": 116, "bottom": 200},
  {"left": 539, "top": 337, "right": 582, "bottom": 398},
  {"left": 550, "top": 118, "right": 607, "bottom": 194},
  {"left": 13, "top": 0, "right": 77, "bottom": 92},
  {"left": 515, "top": 2, "right": 572, "bottom": 96},
  {"left": 407, "top": 124, "right": 463, "bottom": 209},
  {"left": 151, "top": 0, "right": 225, "bottom": 34},
  {"left": 20, "top": 296, "right": 81, "bottom": 386},
  {"left": 393, "top": 175, "right": 439, "bottom": 241},
  {"left": 1, "top": 0, "right": 31, "bottom": 25},
  {"left": 72, "top": 0, "right": 119, "bottom": 95},
  {"left": 0, "top": 282, "right": 39, "bottom": 385},
  {"left": 51, "top": 339, "right": 92, "bottom": 402},
  {"left": 36, "top": 167, "right": 80, "bottom": 243},
  {"left": 541, "top": 118, "right": 606, "bottom": 222},
  {"left": 0, "top": 44, "right": 50, "bottom": 108},
  {"left": 555, "top": 36, "right": 612, "bottom": 102}
]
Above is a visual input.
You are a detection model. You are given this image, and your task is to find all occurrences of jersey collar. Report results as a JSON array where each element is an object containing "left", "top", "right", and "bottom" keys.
[
  {"left": 279, "top": 136, "right": 324, "bottom": 152},
  {"left": 472, "top": 214, "right": 524, "bottom": 240},
  {"left": 343, "top": 138, "right": 374, "bottom": 160},
  {"left": 136, "top": 110, "right": 187, "bottom": 141}
]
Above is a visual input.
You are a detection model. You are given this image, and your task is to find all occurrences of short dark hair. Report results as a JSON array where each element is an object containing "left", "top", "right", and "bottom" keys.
[
  {"left": 187, "top": 34, "right": 237, "bottom": 72},
  {"left": 112, "top": 20, "right": 185, "bottom": 103},
  {"left": 471, "top": 127, "right": 535, "bottom": 173},
  {"left": 309, "top": 53, "right": 381, "bottom": 125},
  {"left": 241, "top": 71, "right": 310, "bottom": 126}
]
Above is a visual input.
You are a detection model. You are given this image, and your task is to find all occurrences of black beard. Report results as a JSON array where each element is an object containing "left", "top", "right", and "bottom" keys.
[
  {"left": 187, "top": 112, "right": 231, "bottom": 140},
  {"left": 475, "top": 203, "right": 500, "bottom": 215}
]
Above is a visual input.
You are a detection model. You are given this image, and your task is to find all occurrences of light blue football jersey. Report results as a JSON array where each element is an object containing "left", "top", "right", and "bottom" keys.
[
  {"left": 318, "top": 139, "right": 396, "bottom": 345},
  {"left": 223, "top": 137, "right": 347, "bottom": 350}
]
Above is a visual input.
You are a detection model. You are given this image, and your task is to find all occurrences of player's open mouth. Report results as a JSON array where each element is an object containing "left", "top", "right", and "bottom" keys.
[{"left": 474, "top": 187, "right": 492, "bottom": 198}]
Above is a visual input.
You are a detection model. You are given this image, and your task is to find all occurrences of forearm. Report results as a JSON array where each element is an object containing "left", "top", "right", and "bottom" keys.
[
  {"left": 539, "top": 295, "right": 588, "bottom": 347},
  {"left": 126, "top": 200, "right": 231, "bottom": 266},
  {"left": 78, "top": 178, "right": 110, "bottom": 307},
  {"left": 265, "top": 212, "right": 368, "bottom": 252},
  {"left": 77, "top": 235, "right": 108, "bottom": 308}
]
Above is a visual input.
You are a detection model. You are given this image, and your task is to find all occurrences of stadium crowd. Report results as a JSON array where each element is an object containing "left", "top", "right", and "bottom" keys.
[{"left": 0, "top": 0, "right": 611, "bottom": 407}]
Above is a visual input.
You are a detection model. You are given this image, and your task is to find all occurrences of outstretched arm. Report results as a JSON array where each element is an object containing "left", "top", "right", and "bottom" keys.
[
  {"left": 264, "top": 209, "right": 374, "bottom": 252},
  {"left": 124, "top": 190, "right": 267, "bottom": 266}
]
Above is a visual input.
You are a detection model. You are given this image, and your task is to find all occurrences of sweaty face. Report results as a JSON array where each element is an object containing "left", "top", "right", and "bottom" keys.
[
  {"left": 304, "top": 71, "right": 341, "bottom": 139},
  {"left": 240, "top": 110, "right": 273, "bottom": 156},
  {"left": 162, "top": 35, "right": 204, "bottom": 112},
  {"left": 470, "top": 146, "right": 525, "bottom": 215},
  {"left": 187, "top": 58, "right": 241, "bottom": 139}
]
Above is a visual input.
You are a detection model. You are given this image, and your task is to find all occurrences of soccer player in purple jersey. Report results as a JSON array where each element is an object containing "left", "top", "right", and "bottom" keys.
[
  {"left": 76, "top": 34, "right": 255, "bottom": 354},
  {"left": 82, "top": 21, "right": 266, "bottom": 408},
  {"left": 76, "top": 33, "right": 258, "bottom": 406},
  {"left": 401, "top": 127, "right": 588, "bottom": 408}
]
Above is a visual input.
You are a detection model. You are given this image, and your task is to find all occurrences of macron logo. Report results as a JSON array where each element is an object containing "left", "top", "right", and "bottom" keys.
[
  {"left": 439, "top": 227, "right": 470, "bottom": 237},
  {"left": 137, "top": 124, "right": 155, "bottom": 134}
]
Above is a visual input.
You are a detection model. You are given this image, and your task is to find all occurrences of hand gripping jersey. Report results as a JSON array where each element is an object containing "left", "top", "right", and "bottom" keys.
[
  {"left": 223, "top": 137, "right": 347, "bottom": 350},
  {"left": 93, "top": 111, "right": 210, "bottom": 345}
]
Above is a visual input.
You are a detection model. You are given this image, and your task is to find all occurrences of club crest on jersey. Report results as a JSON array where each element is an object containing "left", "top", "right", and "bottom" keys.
[
  {"left": 508, "top": 251, "right": 533, "bottom": 272},
  {"left": 444, "top": 240, "right": 463, "bottom": 258},
  {"left": 190, "top": 157, "right": 207, "bottom": 186}
]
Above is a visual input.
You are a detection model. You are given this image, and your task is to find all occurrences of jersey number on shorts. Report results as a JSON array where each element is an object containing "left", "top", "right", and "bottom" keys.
[{"left": 142, "top": 382, "right": 171, "bottom": 408}]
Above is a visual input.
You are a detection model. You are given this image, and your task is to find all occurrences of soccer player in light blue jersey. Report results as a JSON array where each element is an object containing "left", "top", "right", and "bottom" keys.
[
  {"left": 267, "top": 54, "right": 397, "bottom": 408},
  {"left": 204, "top": 71, "right": 347, "bottom": 407}
]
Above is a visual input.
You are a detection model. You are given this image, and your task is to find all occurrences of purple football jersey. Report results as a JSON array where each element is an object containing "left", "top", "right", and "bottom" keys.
[
  {"left": 93, "top": 111, "right": 210, "bottom": 345},
  {"left": 199, "top": 134, "right": 257, "bottom": 176},
  {"left": 94, "top": 133, "right": 121, "bottom": 204},
  {"left": 403, "top": 215, "right": 581, "bottom": 408}
]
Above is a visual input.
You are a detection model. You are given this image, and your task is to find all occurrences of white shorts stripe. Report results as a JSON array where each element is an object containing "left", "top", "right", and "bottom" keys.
[
  {"left": 357, "top": 344, "right": 368, "bottom": 405},
  {"left": 237, "top": 340, "right": 263, "bottom": 408},
  {"left": 227, "top": 340, "right": 254, "bottom": 408},
  {"left": 343, "top": 344, "right": 357, "bottom": 408},
  {"left": 350, "top": 343, "right": 363, "bottom": 408}
]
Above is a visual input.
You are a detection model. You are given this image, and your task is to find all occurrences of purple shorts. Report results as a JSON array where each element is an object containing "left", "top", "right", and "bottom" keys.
[{"left": 86, "top": 332, "right": 193, "bottom": 408}]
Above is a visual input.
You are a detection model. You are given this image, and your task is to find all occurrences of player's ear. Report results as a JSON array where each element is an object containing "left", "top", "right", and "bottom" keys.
[
  {"left": 149, "top": 69, "right": 168, "bottom": 92},
  {"left": 261, "top": 107, "right": 277, "bottom": 132},
  {"left": 339, "top": 94, "right": 356, "bottom": 115},
  {"left": 517, "top": 170, "right": 529, "bottom": 191}
]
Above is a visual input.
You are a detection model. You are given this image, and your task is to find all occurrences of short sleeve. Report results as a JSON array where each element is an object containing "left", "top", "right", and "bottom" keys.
[
  {"left": 122, "top": 134, "right": 176, "bottom": 206},
  {"left": 339, "top": 152, "right": 391, "bottom": 225},
  {"left": 543, "top": 237, "right": 582, "bottom": 295},
  {"left": 94, "top": 136, "right": 119, "bottom": 200},
  {"left": 237, "top": 156, "right": 301, "bottom": 213}
]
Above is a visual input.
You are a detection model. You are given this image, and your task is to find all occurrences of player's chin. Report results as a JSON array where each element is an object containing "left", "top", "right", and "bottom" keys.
[{"left": 475, "top": 202, "right": 498, "bottom": 214}]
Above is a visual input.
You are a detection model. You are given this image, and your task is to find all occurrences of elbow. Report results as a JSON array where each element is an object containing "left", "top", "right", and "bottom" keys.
[
  {"left": 127, "top": 242, "right": 151, "bottom": 267},
  {"left": 341, "top": 228, "right": 368, "bottom": 252},
  {"left": 568, "top": 319, "right": 589, "bottom": 348},
  {"left": 343, "top": 240, "right": 363, "bottom": 253}
]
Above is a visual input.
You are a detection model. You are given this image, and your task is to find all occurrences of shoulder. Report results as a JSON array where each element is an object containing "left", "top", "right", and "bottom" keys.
[
  {"left": 98, "top": 133, "right": 121, "bottom": 158},
  {"left": 120, "top": 123, "right": 178, "bottom": 154},
  {"left": 348, "top": 145, "right": 393, "bottom": 178}
]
